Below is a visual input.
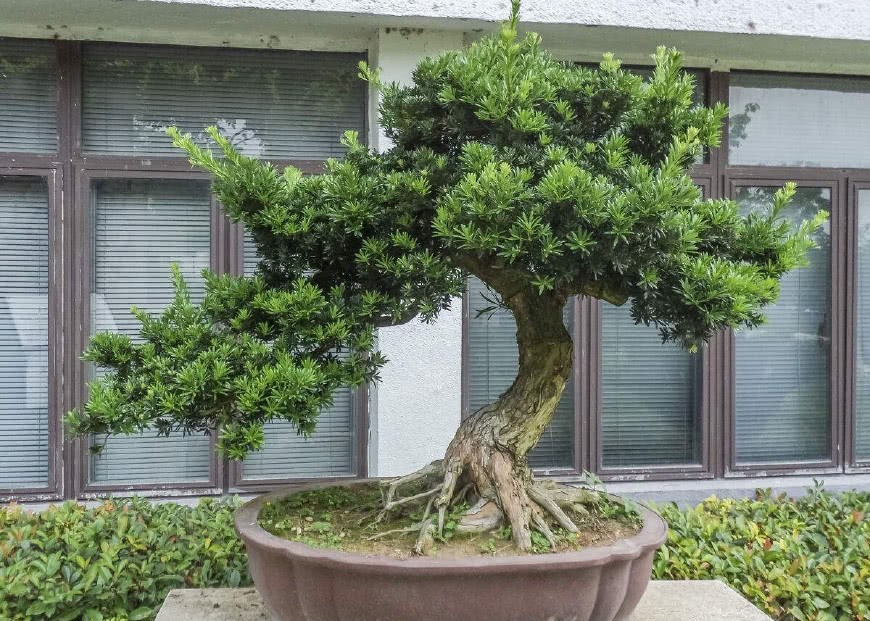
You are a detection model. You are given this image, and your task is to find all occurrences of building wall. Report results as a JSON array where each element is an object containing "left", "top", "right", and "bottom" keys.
[
  {"left": 109, "top": 0, "right": 870, "bottom": 42},
  {"left": 1, "top": 0, "right": 870, "bottom": 490}
]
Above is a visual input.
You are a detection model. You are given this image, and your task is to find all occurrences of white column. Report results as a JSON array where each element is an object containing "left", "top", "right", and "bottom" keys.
[{"left": 368, "top": 27, "right": 465, "bottom": 477}]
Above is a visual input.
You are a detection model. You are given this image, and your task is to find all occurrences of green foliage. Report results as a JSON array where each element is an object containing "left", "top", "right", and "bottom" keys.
[
  {"left": 66, "top": 264, "right": 382, "bottom": 458},
  {"left": 0, "top": 498, "right": 250, "bottom": 621},
  {"left": 653, "top": 487, "right": 870, "bottom": 621},
  {"left": 2, "top": 488, "right": 866, "bottom": 620},
  {"left": 68, "top": 1, "right": 826, "bottom": 458}
]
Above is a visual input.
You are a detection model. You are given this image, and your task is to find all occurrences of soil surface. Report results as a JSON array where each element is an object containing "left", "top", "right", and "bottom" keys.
[{"left": 258, "top": 482, "right": 643, "bottom": 559}]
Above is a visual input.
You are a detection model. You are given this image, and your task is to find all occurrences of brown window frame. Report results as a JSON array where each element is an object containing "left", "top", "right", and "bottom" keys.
[
  {"left": 0, "top": 166, "right": 63, "bottom": 500},
  {"left": 0, "top": 38, "right": 370, "bottom": 502},
  {"left": 847, "top": 180, "right": 870, "bottom": 472},
  {"left": 722, "top": 173, "right": 844, "bottom": 477}
]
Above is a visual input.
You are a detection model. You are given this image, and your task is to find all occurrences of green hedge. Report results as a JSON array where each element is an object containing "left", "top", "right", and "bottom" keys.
[
  {"left": 1, "top": 488, "right": 867, "bottom": 620},
  {"left": 653, "top": 487, "right": 869, "bottom": 621},
  {"left": 0, "top": 498, "right": 250, "bottom": 621}
]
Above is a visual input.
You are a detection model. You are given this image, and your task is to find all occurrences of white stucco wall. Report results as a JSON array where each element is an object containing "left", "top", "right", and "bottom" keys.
[
  {"left": 369, "top": 28, "right": 466, "bottom": 477},
  {"left": 141, "top": 0, "right": 870, "bottom": 42}
]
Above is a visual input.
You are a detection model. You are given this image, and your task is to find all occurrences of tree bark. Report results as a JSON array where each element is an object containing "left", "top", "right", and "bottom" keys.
[{"left": 438, "top": 288, "right": 574, "bottom": 550}]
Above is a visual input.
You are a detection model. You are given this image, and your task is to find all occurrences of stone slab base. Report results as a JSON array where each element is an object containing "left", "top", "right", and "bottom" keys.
[{"left": 156, "top": 580, "right": 772, "bottom": 621}]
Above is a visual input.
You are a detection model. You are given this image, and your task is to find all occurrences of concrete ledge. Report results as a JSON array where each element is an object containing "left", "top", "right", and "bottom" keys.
[{"left": 155, "top": 580, "right": 772, "bottom": 620}]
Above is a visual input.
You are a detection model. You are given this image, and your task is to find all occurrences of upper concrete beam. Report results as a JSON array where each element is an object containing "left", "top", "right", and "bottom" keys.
[{"left": 140, "top": 0, "right": 870, "bottom": 43}]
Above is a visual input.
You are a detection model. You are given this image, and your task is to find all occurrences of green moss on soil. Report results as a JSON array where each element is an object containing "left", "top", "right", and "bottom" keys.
[{"left": 258, "top": 482, "right": 643, "bottom": 559}]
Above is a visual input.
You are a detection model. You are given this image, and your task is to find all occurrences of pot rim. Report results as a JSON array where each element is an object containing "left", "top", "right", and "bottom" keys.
[{"left": 235, "top": 478, "right": 667, "bottom": 574}]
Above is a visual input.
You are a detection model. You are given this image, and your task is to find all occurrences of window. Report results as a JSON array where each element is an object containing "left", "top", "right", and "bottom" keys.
[
  {"left": 0, "top": 38, "right": 58, "bottom": 495},
  {"left": 729, "top": 73, "right": 870, "bottom": 168},
  {"left": 0, "top": 176, "right": 50, "bottom": 489},
  {"left": 732, "top": 186, "right": 833, "bottom": 464},
  {"left": 82, "top": 45, "right": 366, "bottom": 159},
  {"left": 0, "top": 40, "right": 56, "bottom": 153},
  {"left": 854, "top": 189, "right": 870, "bottom": 462},
  {"left": 73, "top": 43, "right": 367, "bottom": 490},
  {"left": 600, "top": 303, "right": 701, "bottom": 467},
  {"left": 0, "top": 38, "right": 367, "bottom": 499},
  {"left": 88, "top": 179, "right": 214, "bottom": 485},
  {"left": 462, "top": 69, "right": 870, "bottom": 478}
]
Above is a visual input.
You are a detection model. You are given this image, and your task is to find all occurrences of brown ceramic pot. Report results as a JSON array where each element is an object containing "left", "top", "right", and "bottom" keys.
[{"left": 235, "top": 480, "right": 667, "bottom": 621}]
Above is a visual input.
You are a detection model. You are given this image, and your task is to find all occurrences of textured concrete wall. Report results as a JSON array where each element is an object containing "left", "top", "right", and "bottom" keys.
[
  {"left": 370, "top": 28, "right": 465, "bottom": 477},
  {"left": 142, "top": 0, "right": 870, "bottom": 42}
]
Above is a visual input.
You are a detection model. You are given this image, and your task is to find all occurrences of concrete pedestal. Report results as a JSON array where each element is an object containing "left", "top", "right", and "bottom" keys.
[{"left": 155, "top": 580, "right": 772, "bottom": 621}]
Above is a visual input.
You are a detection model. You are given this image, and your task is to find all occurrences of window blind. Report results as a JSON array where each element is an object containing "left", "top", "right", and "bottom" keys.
[
  {"left": 734, "top": 186, "right": 832, "bottom": 463},
  {"left": 600, "top": 302, "right": 700, "bottom": 467},
  {"left": 0, "top": 39, "right": 57, "bottom": 153},
  {"left": 240, "top": 234, "right": 357, "bottom": 480},
  {"left": 89, "top": 179, "right": 213, "bottom": 485},
  {"left": 0, "top": 177, "right": 49, "bottom": 488},
  {"left": 855, "top": 189, "right": 870, "bottom": 461},
  {"left": 466, "top": 277, "right": 575, "bottom": 469},
  {"left": 729, "top": 73, "right": 870, "bottom": 168},
  {"left": 81, "top": 45, "right": 366, "bottom": 159}
]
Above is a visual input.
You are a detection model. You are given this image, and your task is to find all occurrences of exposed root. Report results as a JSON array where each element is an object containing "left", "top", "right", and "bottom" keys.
[
  {"left": 380, "top": 459, "right": 443, "bottom": 508},
  {"left": 456, "top": 499, "right": 503, "bottom": 534},
  {"left": 413, "top": 518, "right": 436, "bottom": 555},
  {"left": 531, "top": 511, "right": 557, "bottom": 550},
  {"left": 375, "top": 484, "right": 442, "bottom": 523},
  {"left": 434, "top": 460, "right": 462, "bottom": 536},
  {"left": 366, "top": 526, "right": 421, "bottom": 541},
  {"left": 376, "top": 454, "right": 595, "bottom": 554},
  {"left": 529, "top": 484, "right": 579, "bottom": 533}
]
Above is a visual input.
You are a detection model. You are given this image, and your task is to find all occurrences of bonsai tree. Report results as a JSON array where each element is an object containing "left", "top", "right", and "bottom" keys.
[{"left": 68, "top": 3, "right": 825, "bottom": 552}]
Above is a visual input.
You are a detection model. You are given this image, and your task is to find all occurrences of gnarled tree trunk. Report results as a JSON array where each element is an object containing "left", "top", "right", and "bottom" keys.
[
  {"left": 382, "top": 288, "right": 576, "bottom": 552},
  {"left": 442, "top": 290, "right": 572, "bottom": 549}
]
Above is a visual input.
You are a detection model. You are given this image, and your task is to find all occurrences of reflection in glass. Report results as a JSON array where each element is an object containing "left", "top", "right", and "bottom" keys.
[
  {"left": 734, "top": 186, "right": 831, "bottom": 463},
  {"left": 855, "top": 190, "right": 870, "bottom": 460},
  {"left": 601, "top": 303, "right": 701, "bottom": 467},
  {"left": 467, "top": 277, "right": 575, "bottom": 469},
  {"left": 89, "top": 179, "right": 213, "bottom": 484},
  {"left": 82, "top": 45, "right": 366, "bottom": 159},
  {"left": 0, "top": 177, "right": 49, "bottom": 488},
  {"left": 729, "top": 73, "right": 870, "bottom": 168},
  {"left": 240, "top": 235, "right": 357, "bottom": 480}
]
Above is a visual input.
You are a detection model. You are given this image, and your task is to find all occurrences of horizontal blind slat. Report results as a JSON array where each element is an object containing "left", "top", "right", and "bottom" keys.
[
  {"left": 89, "top": 178, "right": 214, "bottom": 485},
  {"left": 600, "top": 302, "right": 701, "bottom": 468},
  {"left": 0, "top": 176, "right": 50, "bottom": 488},
  {"left": 81, "top": 45, "right": 366, "bottom": 159},
  {"left": 0, "top": 40, "right": 58, "bottom": 153}
]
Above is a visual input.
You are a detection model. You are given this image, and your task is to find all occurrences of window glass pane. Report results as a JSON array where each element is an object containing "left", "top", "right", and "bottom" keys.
[
  {"left": 0, "top": 39, "right": 57, "bottom": 153},
  {"left": 855, "top": 189, "right": 870, "bottom": 461},
  {"left": 82, "top": 45, "right": 366, "bottom": 159},
  {"left": 0, "top": 177, "right": 49, "bottom": 488},
  {"left": 734, "top": 186, "right": 831, "bottom": 464},
  {"left": 239, "top": 235, "right": 357, "bottom": 480},
  {"left": 466, "top": 277, "right": 575, "bottom": 469},
  {"left": 89, "top": 178, "right": 212, "bottom": 484},
  {"left": 600, "top": 303, "right": 701, "bottom": 467},
  {"left": 729, "top": 73, "right": 870, "bottom": 167}
]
